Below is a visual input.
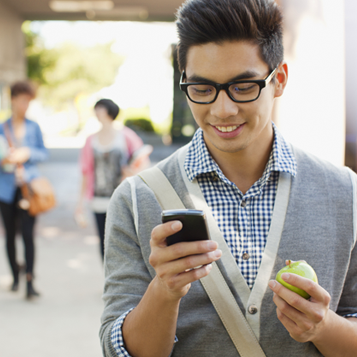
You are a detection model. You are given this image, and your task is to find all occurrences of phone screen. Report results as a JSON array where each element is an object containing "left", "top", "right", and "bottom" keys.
[{"left": 161, "top": 209, "right": 210, "bottom": 246}]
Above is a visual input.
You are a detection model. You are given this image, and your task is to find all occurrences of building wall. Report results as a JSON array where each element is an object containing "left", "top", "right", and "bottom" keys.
[
  {"left": 275, "top": 0, "right": 345, "bottom": 167},
  {"left": 0, "top": 1, "right": 25, "bottom": 114},
  {"left": 345, "top": 0, "right": 357, "bottom": 171}
]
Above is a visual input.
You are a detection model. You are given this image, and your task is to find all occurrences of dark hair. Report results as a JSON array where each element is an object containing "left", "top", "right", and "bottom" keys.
[
  {"left": 176, "top": 0, "right": 284, "bottom": 72},
  {"left": 94, "top": 99, "right": 120, "bottom": 120},
  {"left": 10, "top": 81, "right": 36, "bottom": 98}
]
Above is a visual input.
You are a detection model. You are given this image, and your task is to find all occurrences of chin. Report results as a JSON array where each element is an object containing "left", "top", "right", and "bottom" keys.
[{"left": 211, "top": 140, "right": 248, "bottom": 154}]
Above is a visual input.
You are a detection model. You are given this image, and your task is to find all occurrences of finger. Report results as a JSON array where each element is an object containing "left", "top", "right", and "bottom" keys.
[
  {"left": 164, "top": 239, "right": 219, "bottom": 261},
  {"left": 275, "top": 308, "right": 303, "bottom": 340},
  {"left": 273, "top": 292, "right": 313, "bottom": 332},
  {"left": 280, "top": 273, "right": 330, "bottom": 305},
  {"left": 150, "top": 239, "right": 219, "bottom": 268},
  {"left": 151, "top": 221, "right": 183, "bottom": 247},
  {"left": 269, "top": 278, "right": 328, "bottom": 323},
  {"left": 269, "top": 279, "right": 311, "bottom": 314},
  {"left": 156, "top": 249, "right": 222, "bottom": 276},
  {"left": 164, "top": 263, "right": 213, "bottom": 291}
]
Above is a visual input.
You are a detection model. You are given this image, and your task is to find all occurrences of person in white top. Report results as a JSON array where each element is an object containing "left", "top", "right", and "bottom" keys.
[{"left": 76, "top": 99, "right": 150, "bottom": 261}]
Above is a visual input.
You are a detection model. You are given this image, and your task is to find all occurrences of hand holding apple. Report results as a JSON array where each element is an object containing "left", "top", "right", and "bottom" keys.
[
  {"left": 276, "top": 260, "right": 318, "bottom": 299},
  {"left": 268, "top": 261, "right": 331, "bottom": 344}
]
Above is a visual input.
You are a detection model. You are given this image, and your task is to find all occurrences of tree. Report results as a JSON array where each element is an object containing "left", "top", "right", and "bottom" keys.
[
  {"left": 23, "top": 21, "right": 124, "bottom": 112},
  {"left": 23, "top": 21, "right": 58, "bottom": 85}
]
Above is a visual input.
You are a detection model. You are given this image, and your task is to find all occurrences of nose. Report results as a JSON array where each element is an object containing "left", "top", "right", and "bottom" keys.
[{"left": 210, "top": 89, "right": 239, "bottom": 119}]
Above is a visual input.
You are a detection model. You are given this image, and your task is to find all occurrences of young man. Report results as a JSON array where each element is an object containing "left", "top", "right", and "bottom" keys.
[{"left": 100, "top": 0, "right": 357, "bottom": 356}]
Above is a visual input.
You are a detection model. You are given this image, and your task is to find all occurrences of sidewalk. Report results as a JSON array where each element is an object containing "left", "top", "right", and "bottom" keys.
[
  {"left": 0, "top": 143, "right": 180, "bottom": 357},
  {"left": 0, "top": 160, "right": 105, "bottom": 357}
]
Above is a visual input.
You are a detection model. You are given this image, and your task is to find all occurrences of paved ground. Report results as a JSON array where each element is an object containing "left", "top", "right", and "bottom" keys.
[{"left": 0, "top": 143, "right": 180, "bottom": 357}]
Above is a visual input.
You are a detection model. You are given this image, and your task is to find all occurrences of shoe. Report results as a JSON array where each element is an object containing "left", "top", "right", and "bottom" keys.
[
  {"left": 11, "top": 281, "right": 19, "bottom": 292},
  {"left": 26, "top": 281, "right": 40, "bottom": 299},
  {"left": 11, "top": 270, "right": 19, "bottom": 292}
]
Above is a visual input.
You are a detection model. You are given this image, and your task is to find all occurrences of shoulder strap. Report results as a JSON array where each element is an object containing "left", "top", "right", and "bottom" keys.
[
  {"left": 346, "top": 167, "right": 357, "bottom": 246},
  {"left": 139, "top": 167, "right": 267, "bottom": 357},
  {"left": 3, "top": 122, "right": 14, "bottom": 148}
]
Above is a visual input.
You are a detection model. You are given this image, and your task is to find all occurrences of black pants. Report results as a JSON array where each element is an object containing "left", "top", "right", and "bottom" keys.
[
  {"left": 0, "top": 188, "right": 36, "bottom": 280},
  {"left": 94, "top": 212, "right": 106, "bottom": 261}
]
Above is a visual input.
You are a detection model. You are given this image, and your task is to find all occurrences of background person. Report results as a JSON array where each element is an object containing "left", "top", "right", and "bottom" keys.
[
  {"left": 0, "top": 81, "right": 48, "bottom": 299},
  {"left": 76, "top": 99, "right": 150, "bottom": 261}
]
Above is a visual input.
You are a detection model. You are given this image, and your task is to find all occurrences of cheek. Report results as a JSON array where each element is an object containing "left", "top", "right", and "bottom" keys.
[{"left": 188, "top": 102, "right": 208, "bottom": 125}]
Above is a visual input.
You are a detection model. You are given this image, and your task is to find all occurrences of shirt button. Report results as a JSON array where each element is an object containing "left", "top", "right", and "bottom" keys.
[
  {"left": 241, "top": 200, "right": 247, "bottom": 207},
  {"left": 248, "top": 305, "right": 258, "bottom": 315},
  {"left": 242, "top": 252, "right": 250, "bottom": 260},
  {"left": 212, "top": 174, "right": 219, "bottom": 182}
]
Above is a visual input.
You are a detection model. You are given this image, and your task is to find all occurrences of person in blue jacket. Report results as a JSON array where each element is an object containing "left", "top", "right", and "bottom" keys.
[{"left": 0, "top": 81, "right": 48, "bottom": 299}]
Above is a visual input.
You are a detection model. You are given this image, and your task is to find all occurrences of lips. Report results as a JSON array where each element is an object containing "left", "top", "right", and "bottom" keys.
[{"left": 211, "top": 123, "right": 245, "bottom": 138}]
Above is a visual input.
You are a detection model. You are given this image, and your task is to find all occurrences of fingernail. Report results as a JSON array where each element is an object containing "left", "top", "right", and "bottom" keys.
[
  {"left": 214, "top": 249, "right": 222, "bottom": 257},
  {"left": 207, "top": 241, "right": 217, "bottom": 249},
  {"left": 206, "top": 263, "right": 213, "bottom": 271},
  {"left": 282, "top": 273, "right": 290, "bottom": 281},
  {"left": 171, "top": 221, "right": 182, "bottom": 230},
  {"left": 268, "top": 280, "right": 276, "bottom": 289}
]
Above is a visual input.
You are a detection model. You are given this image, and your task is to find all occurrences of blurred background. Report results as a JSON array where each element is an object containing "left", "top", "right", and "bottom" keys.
[{"left": 0, "top": 0, "right": 356, "bottom": 356}]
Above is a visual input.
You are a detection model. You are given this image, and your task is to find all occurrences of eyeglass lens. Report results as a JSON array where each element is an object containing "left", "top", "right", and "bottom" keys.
[{"left": 187, "top": 82, "right": 260, "bottom": 103}]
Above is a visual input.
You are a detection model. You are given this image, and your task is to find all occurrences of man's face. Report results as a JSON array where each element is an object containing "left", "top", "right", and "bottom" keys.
[
  {"left": 185, "top": 40, "right": 284, "bottom": 158},
  {"left": 11, "top": 94, "right": 32, "bottom": 118}
]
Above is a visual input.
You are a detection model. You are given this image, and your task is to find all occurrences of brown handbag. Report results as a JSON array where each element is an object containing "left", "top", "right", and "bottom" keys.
[
  {"left": 19, "top": 177, "right": 56, "bottom": 216},
  {"left": 3, "top": 122, "right": 56, "bottom": 216}
]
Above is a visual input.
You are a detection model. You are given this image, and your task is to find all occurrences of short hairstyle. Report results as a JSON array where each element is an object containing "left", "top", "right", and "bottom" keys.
[
  {"left": 176, "top": 0, "right": 284, "bottom": 72},
  {"left": 94, "top": 99, "right": 120, "bottom": 120},
  {"left": 10, "top": 81, "right": 36, "bottom": 98}
]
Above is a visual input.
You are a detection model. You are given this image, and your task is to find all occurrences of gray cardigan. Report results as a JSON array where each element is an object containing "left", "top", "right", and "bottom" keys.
[{"left": 100, "top": 145, "right": 357, "bottom": 357}]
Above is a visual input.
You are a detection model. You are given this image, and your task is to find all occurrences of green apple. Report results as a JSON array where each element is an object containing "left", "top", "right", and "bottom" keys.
[{"left": 275, "top": 260, "right": 318, "bottom": 299}]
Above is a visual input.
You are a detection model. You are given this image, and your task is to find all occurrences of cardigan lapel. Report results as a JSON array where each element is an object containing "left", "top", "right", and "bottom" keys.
[{"left": 245, "top": 171, "right": 291, "bottom": 339}]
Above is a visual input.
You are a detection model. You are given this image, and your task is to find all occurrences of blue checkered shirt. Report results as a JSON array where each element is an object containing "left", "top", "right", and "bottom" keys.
[
  {"left": 184, "top": 122, "right": 296, "bottom": 288},
  {"left": 110, "top": 122, "right": 355, "bottom": 356}
]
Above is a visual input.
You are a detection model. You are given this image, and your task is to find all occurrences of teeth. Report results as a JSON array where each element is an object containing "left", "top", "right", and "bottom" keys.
[{"left": 216, "top": 125, "right": 238, "bottom": 133}]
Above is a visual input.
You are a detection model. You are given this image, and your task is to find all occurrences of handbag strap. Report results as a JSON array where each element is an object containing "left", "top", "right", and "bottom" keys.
[
  {"left": 139, "top": 167, "right": 267, "bottom": 357},
  {"left": 3, "top": 122, "right": 14, "bottom": 148}
]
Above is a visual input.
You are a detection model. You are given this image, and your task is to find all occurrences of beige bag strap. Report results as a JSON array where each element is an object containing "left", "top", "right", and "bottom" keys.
[{"left": 139, "top": 167, "right": 267, "bottom": 357}]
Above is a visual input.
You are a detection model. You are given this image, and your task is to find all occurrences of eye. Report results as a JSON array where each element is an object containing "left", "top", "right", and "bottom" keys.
[
  {"left": 230, "top": 83, "right": 258, "bottom": 94},
  {"left": 188, "top": 84, "right": 215, "bottom": 97}
]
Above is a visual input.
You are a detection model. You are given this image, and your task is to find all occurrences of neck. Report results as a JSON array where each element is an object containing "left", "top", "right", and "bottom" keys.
[
  {"left": 206, "top": 129, "right": 274, "bottom": 194},
  {"left": 100, "top": 120, "right": 115, "bottom": 132},
  {"left": 12, "top": 113, "right": 25, "bottom": 124}
]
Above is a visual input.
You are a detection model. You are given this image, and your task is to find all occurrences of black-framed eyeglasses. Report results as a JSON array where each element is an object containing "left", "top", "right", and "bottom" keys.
[{"left": 179, "top": 68, "right": 277, "bottom": 104}]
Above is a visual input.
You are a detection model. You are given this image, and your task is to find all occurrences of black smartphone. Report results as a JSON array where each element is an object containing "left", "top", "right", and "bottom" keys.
[{"left": 161, "top": 209, "right": 210, "bottom": 246}]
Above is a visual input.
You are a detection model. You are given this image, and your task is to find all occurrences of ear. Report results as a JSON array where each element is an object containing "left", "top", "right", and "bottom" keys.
[{"left": 274, "top": 62, "right": 288, "bottom": 98}]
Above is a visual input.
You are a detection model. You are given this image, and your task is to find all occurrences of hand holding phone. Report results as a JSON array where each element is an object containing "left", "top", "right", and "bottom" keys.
[
  {"left": 161, "top": 209, "right": 210, "bottom": 246},
  {"left": 149, "top": 210, "right": 221, "bottom": 300}
]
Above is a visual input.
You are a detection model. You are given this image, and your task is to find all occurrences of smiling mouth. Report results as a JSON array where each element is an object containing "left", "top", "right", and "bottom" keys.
[{"left": 213, "top": 124, "right": 242, "bottom": 133}]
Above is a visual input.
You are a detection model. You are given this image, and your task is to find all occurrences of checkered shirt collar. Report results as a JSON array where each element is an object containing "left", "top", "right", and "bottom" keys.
[{"left": 184, "top": 122, "right": 297, "bottom": 184}]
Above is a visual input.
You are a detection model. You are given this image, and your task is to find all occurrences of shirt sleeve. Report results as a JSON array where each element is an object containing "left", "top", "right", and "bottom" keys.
[
  {"left": 123, "top": 127, "right": 143, "bottom": 158},
  {"left": 100, "top": 178, "right": 179, "bottom": 356},
  {"left": 80, "top": 136, "right": 93, "bottom": 175},
  {"left": 111, "top": 309, "right": 134, "bottom": 357},
  {"left": 100, "top": 179, "right": 154, "bottom": 356},
  {"left": 27, "top": 121, "right": 49, "bottom": 164},
  {"left": 111, "top": 309, "right": 179, "bottom": 357},
  {"left": 336, "top": 172, "right": 357, "bottom": 318}
]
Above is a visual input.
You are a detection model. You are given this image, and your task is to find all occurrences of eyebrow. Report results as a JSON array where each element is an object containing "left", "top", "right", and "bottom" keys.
[{"left": 186, "top": 70, "right": 261, "bottom": 83}]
